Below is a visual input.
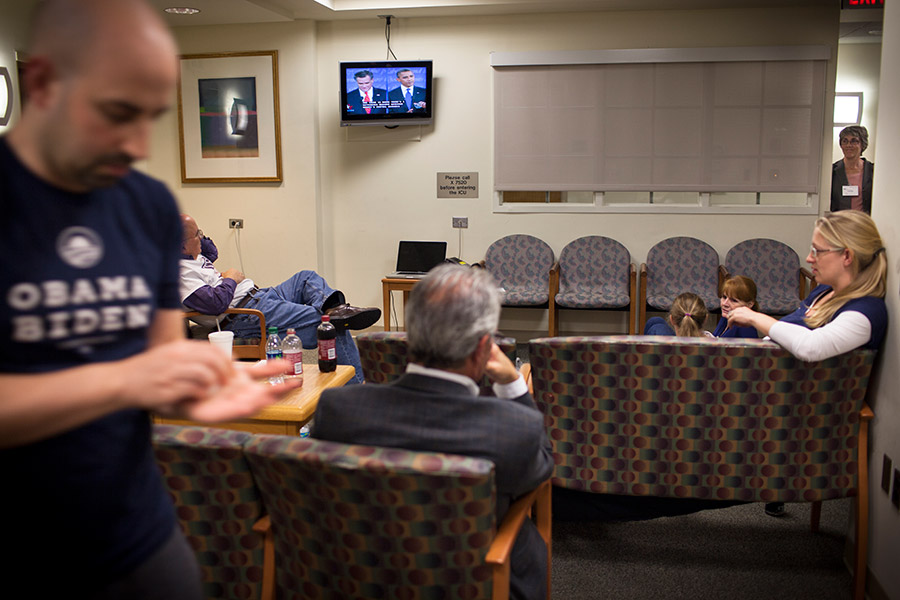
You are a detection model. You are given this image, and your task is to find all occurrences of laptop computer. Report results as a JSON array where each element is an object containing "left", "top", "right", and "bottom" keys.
[{"left": 388, "top": 241, "right": 448, "bottom": 278}]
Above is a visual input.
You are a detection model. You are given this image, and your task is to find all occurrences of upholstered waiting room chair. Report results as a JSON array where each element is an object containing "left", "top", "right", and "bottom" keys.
[
  {"left": 355, "top": 331, "right": 518, "bottom": 393},
  {"left": 482, "top": 234, "right": 555, "bottom": 308},
  {"left": 639, "top": 236, "right": 721, "bottom": 332},
  {"left": 152, "top": 425, "right": 267, "bottom": 600},
  {"left": 549, "top": 235, "right": 637, "bottom": 335},
  {"left": 722, "top": 238, "right": 814, "bottom": 316},
  {"left": 244, "top": 436, "right": 552, "bottom": 600},
  {"left": 183, "top": 308, "right": 267, "bottom": 360}
]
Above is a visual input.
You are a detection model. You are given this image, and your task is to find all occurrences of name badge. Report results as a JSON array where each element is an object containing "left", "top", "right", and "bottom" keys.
[{"left": 842, "top": 185, "right": 859, "bottom": 196}]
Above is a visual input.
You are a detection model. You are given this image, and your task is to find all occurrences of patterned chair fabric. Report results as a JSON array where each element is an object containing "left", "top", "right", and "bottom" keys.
[
  {"left": 725, "top": 238, "right": 805, "bottom": 315},
  {"left": 556, "top": 236, "right": 632, "bottom": 309},
  {"left": 642, "top": 236, "right": 718, "bottom": 303},
  {"left": 484, "top": 234, "right": 554, "bottom": 306},
  {"left": 550, "top": 236, "right": 636, "bottom": 335},
  {"left": 152, "top": 425, "right": 266, "bottom": 600},
  {"left": 528, "top": 336, "right": 875, "bottom": 503},
  {"left": 356, "top": 331, "right": 518, "bottom": 393},
  {"left": 244, "top": 436, "right": 497, "bottom": 600}
]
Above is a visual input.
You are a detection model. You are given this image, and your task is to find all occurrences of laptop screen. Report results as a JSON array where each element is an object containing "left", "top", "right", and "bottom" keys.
[{"left": 395, "top": 241, "right": 447, "bottom": 273}]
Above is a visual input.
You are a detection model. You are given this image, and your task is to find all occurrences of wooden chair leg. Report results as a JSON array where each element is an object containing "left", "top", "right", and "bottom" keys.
[
  {"left": 252, "top": 516, "right": 275, "bottom": 600},
  {"left": 809, "top": 501, "right": 821, "bottom": 534},
  {"left": 853, "top": 407, "right": 872, "bottom": 600}
]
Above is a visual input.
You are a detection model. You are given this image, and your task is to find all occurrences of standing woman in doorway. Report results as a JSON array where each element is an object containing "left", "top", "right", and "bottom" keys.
[
  {"left": 727, "top": 210, "right": 888, "bottom": 517},
  {"left": 831, "top": 125, "right": 874, "bottom": 214}
]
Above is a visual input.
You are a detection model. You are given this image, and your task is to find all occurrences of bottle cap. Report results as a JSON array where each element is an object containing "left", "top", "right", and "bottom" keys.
[
  {"left": 267, "top": 326, "right": 278, "bottom": 334},
  {"left": 321, "top": 315, "right": 330, "bottom": 322},
  {"left": 287, "top": 328, "right": 296, "bottom": 334}
]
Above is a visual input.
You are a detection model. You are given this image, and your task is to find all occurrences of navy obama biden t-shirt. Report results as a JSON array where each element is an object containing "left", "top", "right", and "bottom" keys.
[{"left": 0, "top": 138, "right": 182, "bottom": 587}]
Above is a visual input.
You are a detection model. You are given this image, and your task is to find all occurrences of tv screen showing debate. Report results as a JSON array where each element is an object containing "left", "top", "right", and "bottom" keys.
[{"left": 340, "top": 60, "right": 433, "bottom": 127}]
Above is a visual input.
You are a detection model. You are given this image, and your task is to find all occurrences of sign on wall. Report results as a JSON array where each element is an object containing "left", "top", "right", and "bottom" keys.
[{"left": 437, "top": 172, "right": 479, "bottom": 198}]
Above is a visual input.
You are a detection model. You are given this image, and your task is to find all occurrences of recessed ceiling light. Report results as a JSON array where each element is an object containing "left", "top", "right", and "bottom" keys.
[{"left": 164, "top": 7, "right": 201, "bottom": 15}]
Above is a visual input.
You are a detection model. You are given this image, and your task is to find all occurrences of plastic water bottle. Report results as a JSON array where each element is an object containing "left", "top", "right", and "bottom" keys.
[
  {"left": 317, "top": 315, "right": 337, "bottom": 372},
  {"left": 265, "top": 326, "right": 284, "bottom": 384},
  {"left": 299, "top": 421, "right": 311, "bottom": 438},
  {"left": 282, "top": 328, "right": 304, "bottom": 385}
]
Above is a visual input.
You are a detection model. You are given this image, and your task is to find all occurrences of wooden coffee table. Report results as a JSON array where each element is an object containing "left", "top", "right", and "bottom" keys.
[{"left": 154, "top": 364, "right": 355, "bottom": 436}]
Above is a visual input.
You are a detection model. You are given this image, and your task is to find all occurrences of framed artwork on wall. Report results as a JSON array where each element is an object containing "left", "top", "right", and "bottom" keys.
[
  {"left": 177, "top": 50, "right": 283, "bottom": 183},
  {"left": 0, "top": 66, "right": 12, "bottom": 126}
]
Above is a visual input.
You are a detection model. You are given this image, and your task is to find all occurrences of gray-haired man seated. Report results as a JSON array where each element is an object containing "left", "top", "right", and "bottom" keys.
[{"left": 312, "top": 264, "right": 553, "bottom": 600}]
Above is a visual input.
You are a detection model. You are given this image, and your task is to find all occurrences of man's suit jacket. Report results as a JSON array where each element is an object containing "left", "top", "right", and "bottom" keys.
[
  {"left": 313, "top": 372, "right": 553, "bottom": 600},
  {"left": 345, "top": 88, "right": 388, "bottom": 115},
  {"left": 388, "top": 86, "right": 427, "bottom": 113}
]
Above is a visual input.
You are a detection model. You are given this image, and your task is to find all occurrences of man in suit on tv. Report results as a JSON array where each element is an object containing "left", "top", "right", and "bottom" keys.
[
  {"left": 312, "top": 264, "right": 553, "bottom": 600},
  {"left": 345, "top": 69, "right": 387, "bottom": 115},
  {"left": 388, "top": 68, "right": 427, "bottom": 113}
]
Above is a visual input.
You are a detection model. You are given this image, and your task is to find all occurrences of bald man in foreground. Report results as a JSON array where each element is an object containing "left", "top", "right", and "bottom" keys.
[{"left": 0, "top": 1, "right": 297, "bottom": 597}]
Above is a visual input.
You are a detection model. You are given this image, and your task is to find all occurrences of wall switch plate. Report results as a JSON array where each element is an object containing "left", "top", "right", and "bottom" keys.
[
  {"left": 452, "top": 217, "right": 468, "bottom": 229},
  {"left": 882, "top": 454, "right": 893, "bottom": 494},
  {"left": 229, "top": 218, "right": 243, "bottom": 229},
  {"left": 892, "top": 469, "right": 900, "bottom": 510}
]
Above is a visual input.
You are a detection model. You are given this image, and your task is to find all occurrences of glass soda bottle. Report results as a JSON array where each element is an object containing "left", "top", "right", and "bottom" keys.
[
  {"left": 282, "top": 327, "right": 303, "bottom": 385},
  {"left": 265, "top": 326, "right": 284, "bottom": 384},
  {"left": 317, "top": 315, "right": 337, "bottom": 372}
]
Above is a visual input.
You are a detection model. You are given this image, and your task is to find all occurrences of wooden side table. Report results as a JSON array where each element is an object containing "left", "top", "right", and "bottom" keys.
[
  {"left": 154, "top": 364, "right": 355, "bottom": 436},
  {"left": 381, "top": 277, "right": 419, "bottom": 331}
]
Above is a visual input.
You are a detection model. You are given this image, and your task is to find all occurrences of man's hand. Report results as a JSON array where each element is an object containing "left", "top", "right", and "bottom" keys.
[
  {"left": 483, "top": 342, "right": 519, "bottom": 385},
  {"left": 161, "top": 359, "right": 300, "bottom": 422},
  {"left": 222, "top": 268, "right": 245, "bottom": 283}
]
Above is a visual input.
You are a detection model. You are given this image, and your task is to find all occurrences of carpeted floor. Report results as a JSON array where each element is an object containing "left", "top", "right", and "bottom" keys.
[{"left": 551, "top": 498, "right": 853, "bottom": 599}]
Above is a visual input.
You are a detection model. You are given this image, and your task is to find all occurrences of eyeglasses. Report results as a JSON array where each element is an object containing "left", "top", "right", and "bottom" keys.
[
  {"left": 840, "top": 137, "right": 861, "bottom": 146},
  {"left": 809, "top": 245, "right": 844, "bottom": 258},
  {"left": 184, "top": 229, "right": 203, "bottom": 242}
]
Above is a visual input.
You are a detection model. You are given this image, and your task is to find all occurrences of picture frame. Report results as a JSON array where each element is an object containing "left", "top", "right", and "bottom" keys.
[{"left": 177, "top": 51, "right": 282, "bottom": 183}]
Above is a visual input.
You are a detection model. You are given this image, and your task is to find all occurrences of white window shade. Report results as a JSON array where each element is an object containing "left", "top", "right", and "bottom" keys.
[{"left": 493, "top": 54, "right": 827, "bottom": 194}]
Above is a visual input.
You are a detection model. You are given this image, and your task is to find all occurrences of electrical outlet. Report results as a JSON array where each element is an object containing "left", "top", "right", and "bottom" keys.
[
  {"left": 228, "top": 218, "right": 243, "bottom": 229},
  {"left": 883, "top": 454, "right": 893, "bottom": 494},
  {"left": 452, "top": 217, "right": 468, "bottom": 229}
]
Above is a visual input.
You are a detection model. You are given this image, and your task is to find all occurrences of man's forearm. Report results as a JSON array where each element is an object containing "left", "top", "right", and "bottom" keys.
[{"left": 0, "top": 364, "right": 129, "bottom": 448}]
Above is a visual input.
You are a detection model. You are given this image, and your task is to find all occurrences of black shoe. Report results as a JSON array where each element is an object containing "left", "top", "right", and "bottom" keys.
[
  {"left": 325, "top": 304, "right": 381, "bottom": 330},
  {"left": 765, "top": 502, "right": 786, "bottom": 517}
]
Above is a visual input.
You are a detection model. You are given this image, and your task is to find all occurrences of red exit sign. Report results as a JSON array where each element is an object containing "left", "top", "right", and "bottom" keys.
[{"left": 842, "top": 0, "right": 884, "bottom": 7}]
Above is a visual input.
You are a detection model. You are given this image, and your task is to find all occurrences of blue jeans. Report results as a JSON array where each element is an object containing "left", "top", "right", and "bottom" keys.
[
  {"left": 643, "top": 316, "right": 675, "bottom": 336},
  {"left": 227, "top": 270, "right": 363, "bottom": 383}
]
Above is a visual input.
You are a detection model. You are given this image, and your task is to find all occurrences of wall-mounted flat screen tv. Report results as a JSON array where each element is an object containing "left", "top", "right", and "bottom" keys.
[{"left": 340, "top": 60, "right": 433, "bottom": 127}]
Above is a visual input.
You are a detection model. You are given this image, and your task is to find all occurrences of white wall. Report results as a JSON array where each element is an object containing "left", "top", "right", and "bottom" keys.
[
  {"left": 832, "top": 42, "right": 882, "bottom": 163},
  {"left": 0, "top": 1, "right": 33, "bottom": 134},
  {"left": 316, "top": 6, "right": 840, "bottom": 332},
  {"left": 866, "top": 2, "right": 900, "bottom": 597},
  {"left": 146, "top": 21, "right": 322, "bottom": 290}
]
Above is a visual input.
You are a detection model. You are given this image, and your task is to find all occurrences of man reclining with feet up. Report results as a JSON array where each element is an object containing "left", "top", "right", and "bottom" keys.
[{"left": 180, "top": 214, "right": 379, "bottom": 383}]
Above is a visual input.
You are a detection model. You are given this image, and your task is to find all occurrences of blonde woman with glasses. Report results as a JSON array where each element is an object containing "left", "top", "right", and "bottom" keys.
[{"left": 727, "top": 211, "right": 887, "bottom": 360}]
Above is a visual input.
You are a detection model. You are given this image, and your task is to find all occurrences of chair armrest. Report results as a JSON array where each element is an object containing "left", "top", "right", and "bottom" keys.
[
  {"left": 799, "top": 268, "right": 815, "bottom": 299},
  {"left": 520, "top": 363, "right": 533, "bottom": 395},
  {"left": 549, "top": 261, "right": 560, "bottom": 296},
  {"left": 252, "top": 516, "right": 275, "bottom": 600},
  {"left": 718, "top": 265, "right": 730, "bottom": 296},
  {"left": 224, "top": 308, "right": 267, "bottom": 340},
  {"left": 861, "top": 402, "right": 873, "bottom": 421},
  {"left": 486, "top": 479, "right": 552, "bottom": 600}
]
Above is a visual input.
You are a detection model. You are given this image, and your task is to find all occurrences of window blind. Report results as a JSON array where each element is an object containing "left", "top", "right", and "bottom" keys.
[{"left": 493, "top": 57, "right": 826, "bottom": 194}]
